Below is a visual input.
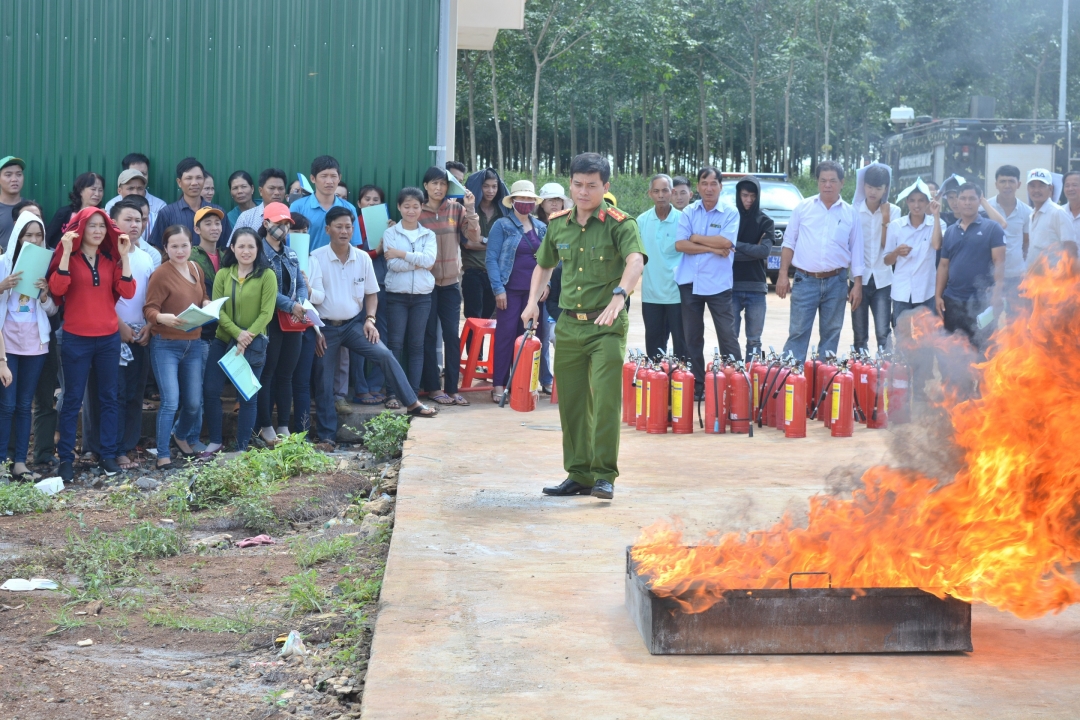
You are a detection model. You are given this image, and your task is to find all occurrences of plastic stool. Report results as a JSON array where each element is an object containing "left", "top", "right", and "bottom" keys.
[
  {"left": 459, "top": 318, "right": 497, "bottom": 392},
  {"left": 550, "top": 376, "right": 557, "bottom": 404}
]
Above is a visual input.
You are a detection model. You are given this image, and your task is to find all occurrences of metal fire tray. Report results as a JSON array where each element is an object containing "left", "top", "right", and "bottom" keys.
[{"left": 625, "top": 548, "right": 972, "bottom": 654}]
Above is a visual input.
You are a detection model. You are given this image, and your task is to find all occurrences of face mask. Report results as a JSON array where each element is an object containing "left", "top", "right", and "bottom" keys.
[
  {"left": 513, "top": 201, "right": 536, "bottom": 216},
  {"left": 268, "top": 224, "right": 289, "bottom": 241}
]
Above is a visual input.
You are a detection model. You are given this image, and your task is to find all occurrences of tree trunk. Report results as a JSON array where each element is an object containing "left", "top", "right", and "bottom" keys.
[
  {"left": 823, "top": 55, "right": 830, "bottom": 158},
  {"left": 784, "top": 55, "right": 795, "bottom": 176},
  {"left": 487, "top": 52, "right": 504, "bottom": 175},
  {"left": 698, "top": 59, "right": 709, "bottom": 167},
  {"left": 570, "top": 100, "right": 578, "bottom": 160},
  {"left": 508, "top": 103, "right": 516, "bottom": 171},
  {"left": 554, "top": 108, "right": 561, "bottom": 175},
  {"left": 642, "top": 95, "right": 649, "bottom": 175},
  {"left": 609, "top": 96, "right": 619, "bottom": 177},
  {"left": 465, "top": 55, "right": 477, "bottom": 172},
  {"left": 663, "top": 96, "right": 671, "bottom": 172},
  {"left": 530, "top": 58, "right": 543, "bottom": 181}
]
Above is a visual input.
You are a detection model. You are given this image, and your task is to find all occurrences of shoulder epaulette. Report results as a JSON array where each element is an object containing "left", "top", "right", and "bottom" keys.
[
  {"left": 550, "top": 208, "right": 573, "bottom": 220},
  {"left": 606, "top": 206, "right": 628, "bottom": 222}
]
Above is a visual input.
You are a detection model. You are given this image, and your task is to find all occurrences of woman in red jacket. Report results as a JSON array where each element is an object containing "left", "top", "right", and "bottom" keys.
[{"left": 47, "top": 207, "right": 135, "bottom": 482}]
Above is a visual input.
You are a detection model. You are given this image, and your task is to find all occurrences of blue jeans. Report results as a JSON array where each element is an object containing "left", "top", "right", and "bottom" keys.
[
  {"left": 421, "top": 283, "right": 461, "bottom": 394},
  {"left": 0, "top": 353, "right": 47, "bottom": 464},
  {"left": 851, "top": 277, "right": 892, "bottom": 354},
  {"left": 151, "top": 336, "right": 205, "bottom": 460},
  {"left": 59, "top": 331, "right": 120, "bottom": 463},
  {"left": 783, "top": 269, "right": 849, "bottom": 362},
  {"left": 315, "top": 317, "right": 416, "bottom": 443},
  {"left": 82, "top": 340, "right": 152, "bottom": 457},
  {"left": 731, "top": 291, "right": 767, "bottom": 358},
  {"left": 292, "top": 328, "right": 317, "bottom": 435},
  {"left": 204, "top": 337, "right": 267, "bottom": 451},
  {"left": 386, "top": 291, "right": 432, "bottom": 394}
]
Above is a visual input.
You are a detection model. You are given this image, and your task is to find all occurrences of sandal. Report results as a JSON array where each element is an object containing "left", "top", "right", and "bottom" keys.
[
  {"left": 407, "top": 404, "right": 438, "bottom": 418},
  {"left": 370, "top": 392, "right": 387, "bottom": 403},
  {"left": 352, "top": 393, "right": 382, "bottom": 406},
  {"left": 453, "top": 394, "right": 470, "bottom": 406},
  {"left": 430, "top": 393, "right": 454, "bottom": 405},
  {"left": 15, "top": 471, "right": 41, "bottom": 483},
  {"left": 170, "top": 436, "right": 196, "bottom": 458},
  {"left": 384, "top": 397, "right": 402, "bottom": 410},
  {"left": 117, "top": 456, "right": 139, "bottom": 471},
  {"left": 142, "top": 400, "right": 155, "bottom": 411},
  {"left": 491, "top": 390, "right": 504, "bottom": 404}
]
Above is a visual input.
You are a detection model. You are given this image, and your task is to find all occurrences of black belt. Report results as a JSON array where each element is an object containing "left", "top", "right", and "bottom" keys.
[
  {"left": 565, "top": 309, "right": 604, "bottom": 321},
  {"left": 794, "top": 266, "right": 843, "bottom": 279},
  {"left": 323, "top": 315, "right": 359, "bottom": 327}
]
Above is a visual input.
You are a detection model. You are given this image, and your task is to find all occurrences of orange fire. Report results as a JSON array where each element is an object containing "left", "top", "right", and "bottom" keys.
[{"left": 632, "top": 256, "right": 1080, "bottom": 618}]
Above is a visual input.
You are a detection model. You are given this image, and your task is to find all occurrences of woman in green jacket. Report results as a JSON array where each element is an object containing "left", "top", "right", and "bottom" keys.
[{"left": 200, "top": 228, "right": 277, "bottom": 456}]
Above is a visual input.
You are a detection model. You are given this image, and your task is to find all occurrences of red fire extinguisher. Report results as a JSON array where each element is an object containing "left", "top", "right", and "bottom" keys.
[
  {"left": 804, "top": 350, "right": 819, "bottom": 419},
  {"left": 703, "top": 361, "right": 727, "bottom": 434},
  {"left": 636, "top": 366, "right": 650, "bottom": 432},
  {"left": 622, "top": 353, "right": 638, "bottom": 425},
  {"left": 729, "top": 363, "right": 753, "bottom": 435},
  {"left": 830, "top": 368, "right": 855, "bottom": 437},
  {"left": 866, "top": 363, "right": 888, "bottom": 429},
  {"left": 508, "top": 325, "right": 542, "bottom": 413},
  {"left": 784, "top": 370, "right": 807, "bottom": 438},
  {"left": 671, "top": 365, "right": 694, "bottom": 434},
  {"left": 768, "top": 367, "right": 792, "bottom": 429},
  {"left": 646, "top": 365, "right": 669, "bottom": 434},
  {"left": 816, "top": 361, "right": 838, "bottom": 425},
  {"left": 853, "top": 358, "right": 870, "bottom": 424},
  {"left": 750, "top": 357, "right": 769, "bottom": 423},
  {"left": 888, "top": 362, "right": 911, "bottom": 424}
]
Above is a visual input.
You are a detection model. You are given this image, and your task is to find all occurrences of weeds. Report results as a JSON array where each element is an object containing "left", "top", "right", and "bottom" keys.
[
  {"left": 363, "top": 412, "right": 411, "bottom": 459},
  {"left": 0, "top": 482, "right": 53, "bottom": 515},
  {"left": 283, "top": 570, "right": 326, "bottom": 615},
  {"left": 144, "top": 606, "right": 262, "bottom": 633},
  {"left": 64, "top": 522, "right": 185, "bottom": 597},
  {"left": 263, "top": 688, "right": 290, "bottom": 707},
  {"left": 47, "top": 606, "right": 87, "bottom": 634},
  {"left": 105, "top": 484, "right": 143, "bottom": 518},
  {"left": 291, "top": 534, "right": 357, "bottom": 569}
]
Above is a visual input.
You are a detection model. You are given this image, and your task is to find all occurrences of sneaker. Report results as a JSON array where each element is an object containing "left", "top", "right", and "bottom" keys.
[
  {"left": 101, "top": 457, "right": 121, "bottom": 477},
  {"left": 58, "top": 460, "right": 74, "bottom": 483},
  {"left": 335, "top": 397, "right": 352, "bottom": 414}
]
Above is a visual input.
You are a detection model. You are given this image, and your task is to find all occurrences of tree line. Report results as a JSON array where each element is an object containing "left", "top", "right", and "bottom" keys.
[{"left": 455, "top": 0, "right": 1076, "bottom": 180}]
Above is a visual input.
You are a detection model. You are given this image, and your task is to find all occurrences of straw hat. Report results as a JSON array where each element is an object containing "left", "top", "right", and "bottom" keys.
[{"left": 502, "top": 180, "right": 542, "bottom": 208}]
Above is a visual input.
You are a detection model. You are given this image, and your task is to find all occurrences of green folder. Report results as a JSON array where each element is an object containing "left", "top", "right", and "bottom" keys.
[
  {"left": 447, "top": 174, "right": 467, "bottom": 199},
  {"left": 218, "top": 345, "right": 263, "bottom": 401},
  {"left": 10, "top": 242, "right": 52, "bottom": 299},
  {"left": 290, "top": 233, "right": 310, "bottom": 274},
  {"left": 360, "top": 204, "right": 390, "bottom": 249}
]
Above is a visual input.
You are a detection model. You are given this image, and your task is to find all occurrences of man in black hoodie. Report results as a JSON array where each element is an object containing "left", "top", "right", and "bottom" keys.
[{"left": 732, "top": 176, "right": 774, "bottom": 358}]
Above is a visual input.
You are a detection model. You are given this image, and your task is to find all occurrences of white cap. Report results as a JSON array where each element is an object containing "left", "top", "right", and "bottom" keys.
[{"left": 1027, "top": 168, "right": 1053, "bottom": 186}]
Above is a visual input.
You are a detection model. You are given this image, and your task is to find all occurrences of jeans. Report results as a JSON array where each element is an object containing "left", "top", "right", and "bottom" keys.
[
  {"left": 150, "top": 336, "right": 205, "bottom": 461},
  {"left": 82, "top": 340, "right": 152, "bottom": 457},
  {"left": 386, "top": 291, "right": 431, "bottom": 394},
  {"left": 679, "top": 284, "right": 742, "bottom": 392},
  {"left": 58, "top": 331, "right": 120, "bottom": 464},
  {"left": 31, "top": 333, "right": 60, "bottom": 464},
  {"left": 257, "top": 321, "right": 303, "bottom": 430},
  {"left": 422, "top": 283, "right": 462, "bottom": 395},
  {"left": 315, "top": 317, "right": 416, "bottom": 443},
  {"left": 351, "top": 284, "right": 389, "bottom": 397},
  {"left": 461, "top": 267, "right": 496, "bottom": 319},
  {"left": 291, "top": 327, "right": 317, "bottom": 435},
  {"left": 0, "top": 353, "right": 47, "bottom": 464},
  {"left": 731, "top": 291, "right": 767, "bottom": 359},
  {"left": 204, "top": 336, "right": 267, "bottom": 451},
  {"left": 851, "top": 276, "right": 892, "bottom": 354},
  {"left": 783, "top": 269, "right": 849, "bottom": 362},
  {"left": 640, "top": 301, "right": 687, "bottom": 360}
]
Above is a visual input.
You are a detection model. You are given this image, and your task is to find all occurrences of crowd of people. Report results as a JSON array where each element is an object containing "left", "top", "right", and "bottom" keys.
[{"left": 0, "top": 146, "right": 1072, "bottom": 483}]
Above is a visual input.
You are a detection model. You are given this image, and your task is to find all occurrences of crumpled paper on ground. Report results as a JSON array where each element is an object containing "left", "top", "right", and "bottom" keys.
[{"left": 236, "top": 534, "right": 276, "bottom": 548}]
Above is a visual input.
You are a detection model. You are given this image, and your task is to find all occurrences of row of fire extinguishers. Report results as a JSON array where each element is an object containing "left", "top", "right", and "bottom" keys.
[{"left": 621, "top": 346, "right": 913, "bottom": 438}]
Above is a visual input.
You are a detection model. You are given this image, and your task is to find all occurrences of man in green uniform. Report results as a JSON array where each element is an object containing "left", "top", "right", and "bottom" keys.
[{"left": 522, "top": 153, "right": 646, "bottom": 501}]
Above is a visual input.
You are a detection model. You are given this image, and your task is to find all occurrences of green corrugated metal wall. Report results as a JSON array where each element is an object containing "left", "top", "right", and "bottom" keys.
[{"left": 0, "top": 0, "right": 440, "bottom": 217}]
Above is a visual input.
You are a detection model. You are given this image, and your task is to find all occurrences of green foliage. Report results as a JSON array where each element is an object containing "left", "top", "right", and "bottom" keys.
[
  {"left": 0, "top": 482, "right": 53, "bottom": 515},
  {"left": 291, "top": 534, "right": 358, "bottom": 569},
  {"left": 144, "top": 606, "right": 262, "bottom": 633},
  {"left": 283, "top": 570, "right": 326, "bottom": 615},
  {"left": 48, "top": 606, "right": 88, "bottom": 634},
  {"left": 363, "top": 412, "right": 411, "bottom": 460},
  {"left": 64, "top": 522, "right": 185, "bottom": 597}
]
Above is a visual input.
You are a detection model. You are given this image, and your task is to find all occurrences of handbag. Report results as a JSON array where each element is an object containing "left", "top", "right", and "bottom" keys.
[{"left": 277, "top": 308, "right": 314, "bottom": 332}]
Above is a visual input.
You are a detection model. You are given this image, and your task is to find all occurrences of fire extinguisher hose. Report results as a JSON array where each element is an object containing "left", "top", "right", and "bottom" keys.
[
  {"left": 743, "top": 369, "right": 754, "bottom": 438},
  {"left": 758, "top": 364, "right": 781, "bottom": 427},
  {"left": 499, "top": 319, "right": 534, "bottom": 409},
  {"left": 810, "top": 369, "right": 843, "bottom": 420}
]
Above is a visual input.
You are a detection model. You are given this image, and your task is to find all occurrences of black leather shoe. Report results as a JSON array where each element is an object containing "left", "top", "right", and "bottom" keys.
[
  {"left": 58, "top": 461, "right": 73, "bottom": 483},
  {"left": 591, "top": 480, "right": 614, "bottom": 499},
  {"left": 542, "top": 478, "right": 593, "bottom": 496}
]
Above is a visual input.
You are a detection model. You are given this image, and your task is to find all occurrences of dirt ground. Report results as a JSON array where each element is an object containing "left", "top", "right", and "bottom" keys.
[{"left": 0, "top": 439, "right": 411, "bottom": 720}]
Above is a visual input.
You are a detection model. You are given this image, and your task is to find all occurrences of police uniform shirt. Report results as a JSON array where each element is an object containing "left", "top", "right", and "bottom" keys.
[{"left": 536, "top": 202, "right": 646, "bottom": 314}]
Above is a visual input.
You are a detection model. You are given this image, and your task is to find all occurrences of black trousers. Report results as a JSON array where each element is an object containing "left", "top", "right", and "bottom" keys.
[
  {"left": 641, "top": 301, "right": 687, "bottom": 360},
  {"left": 462, "top": 267, "right": 496, "bottom": 319},
  {"left": 679, "top": 284, "right": 742, "bottom": 393}
]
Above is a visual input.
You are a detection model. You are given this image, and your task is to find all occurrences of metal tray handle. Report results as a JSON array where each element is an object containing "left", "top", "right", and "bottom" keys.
[{"left": 789, "top": 571, "right": 832, "bottom": 589}]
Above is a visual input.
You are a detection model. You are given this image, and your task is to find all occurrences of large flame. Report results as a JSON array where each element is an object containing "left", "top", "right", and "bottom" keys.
[{"left": 631, "top": 256, "right": 1080, "bottom": 618}]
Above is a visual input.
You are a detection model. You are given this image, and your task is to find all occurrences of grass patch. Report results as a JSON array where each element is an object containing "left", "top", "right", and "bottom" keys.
[
  {"left": 291, "top": 534, "right": 358, "bottom": 569},
  {"left": 64, "top": 522, "right": 185, "bottom": 598},
  {"left": 0, "top": 482, "right": 54, "bottom": 515},
  {"left": 284, "top": 570, "right": 327, "bottom": 615},
  {"left": 144, "top": 606, "right": 262, "bottom": 633},
  {"left": 47, "top": 606, "right": 88, "bottom": 634},
  {"left": 363, "top": 412, "right": 411, "bottom": 460}
]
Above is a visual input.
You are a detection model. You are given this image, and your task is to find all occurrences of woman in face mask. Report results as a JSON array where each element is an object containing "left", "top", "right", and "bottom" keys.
[
  {"left": 255, "top": 202, "right": 308, "bottom": 446},
  {"left": 484, "top": 180, "right": 549, "bottom": 403}
]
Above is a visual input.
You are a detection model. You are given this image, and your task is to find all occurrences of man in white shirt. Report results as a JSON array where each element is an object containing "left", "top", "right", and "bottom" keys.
[
  {"left": 851, "top": 164, "right": 899, "bottom": 354},
  {"left": 776, "top": 161, "right": 864, "bottom": 362},
  {"left": 884, "top": 180, "right": 943, "bottom": 320},
  {"left": 1026, "top": 168, "right": 1077, "bottom": 270},
  {"left": 81, "top": 199, "right": 153, "bottom": 469},
  {"left": 986, "top": 165, "right": 1032, "bottom": 312},
  {"left": 308, "top": 207, "right": 436, "bottom": 445}
]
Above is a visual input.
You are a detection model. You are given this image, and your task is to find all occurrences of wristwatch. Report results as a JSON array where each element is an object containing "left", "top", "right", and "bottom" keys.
[
  {"left": 365, "top": 315, "right": 377, "bottom": 324},
  {"left": 613, "top": 287, "right": 628, "bottom": 299}
]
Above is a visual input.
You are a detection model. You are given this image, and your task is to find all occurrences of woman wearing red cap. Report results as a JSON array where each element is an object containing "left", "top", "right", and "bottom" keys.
[{"left": 47, "top": 207, "right": 135, "bottom": 482}]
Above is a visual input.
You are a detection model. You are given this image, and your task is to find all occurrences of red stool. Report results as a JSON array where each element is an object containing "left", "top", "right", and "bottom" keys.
[
  {"left": 458, "top": 318, "right": 497, "bottom": 392},
  {"left": 550, "top": 376, "right": 557, "bottom": 404}
]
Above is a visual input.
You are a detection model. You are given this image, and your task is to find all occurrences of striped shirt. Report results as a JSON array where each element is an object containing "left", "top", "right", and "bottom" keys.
[{"left": 420, "top": 199, "right": 473, "bottom": 287}]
